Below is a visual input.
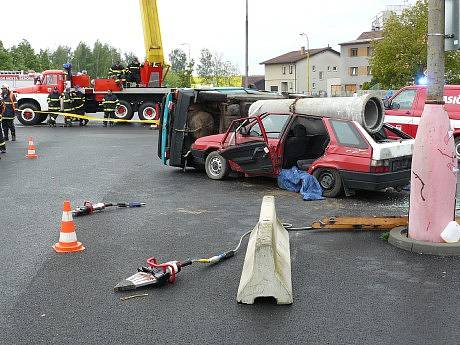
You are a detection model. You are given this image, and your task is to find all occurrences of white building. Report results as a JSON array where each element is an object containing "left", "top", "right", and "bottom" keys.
[{"left": 261, "top": 47, "right": 341, "bottom": 96}]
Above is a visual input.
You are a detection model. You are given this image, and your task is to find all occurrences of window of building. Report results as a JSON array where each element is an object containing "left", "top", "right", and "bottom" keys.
[
  {"left": 312, "top": 82, "right": 316, "bottom": 89},
  {"left": 350, "top": 67, "right": 358, "bottom": 76},
  {"left": 282, "top": 66, "right": 286, "bottom": 74},
  {"left": 367, "top": 66, "right": 372, "bottom": 75},
  {"left": 312, "top": 65, "right": 316, "bottom": 72},
  {"left": 319, "top": 71, "right": 324, "bottom": 80},
  {"left": 270, "top": 85, "right": 279, "bottom": 92},
  {"left": 289, "top": 65, "right": 293, "bottom": 74},
  {"left": 332, "top": 66, "right": 337, "bottom": 71},
  {"left": 350, "top": 48, "right": 358, "bottom": 57},
  {"left": 367, "top": 46, "right": 372, "bottom": 56},
  {"left": 281, "top": 82, "right": 288, "bottom": 92},
  {"left": 289, "top": 82, "right": 293, "bottom": 90},
  {"left": 327, "top": 66, "right": 331, "bottom": 71}
]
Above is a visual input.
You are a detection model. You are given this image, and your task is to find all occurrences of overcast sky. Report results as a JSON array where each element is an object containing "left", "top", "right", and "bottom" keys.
[{"left": 2, "top": 0, "right": 412, "bottom": 74}]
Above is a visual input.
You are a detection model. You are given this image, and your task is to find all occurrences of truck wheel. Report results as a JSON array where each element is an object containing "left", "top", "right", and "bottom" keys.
[
  {"left": 17, "top": 103, "right": 42, "bottom": 126},
  {"left": 205, "top": 151, "right": 230, "bottom": 180},
  {"left": 455, "top": 137, "right": 460, "bottom": 160},
  {"left": 138, "top": 102, "right": 157, "bottom": 121},
  {"left": 114, "top": 100, "right": 134, "bottom": 120},
  {"left": 313, "top": 168, "right": 343, "bottom": 198}
]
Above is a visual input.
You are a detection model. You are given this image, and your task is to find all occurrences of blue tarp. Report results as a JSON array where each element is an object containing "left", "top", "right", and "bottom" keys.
[{"left": 277, "top": 166, "right": 325, "bottom": 201}]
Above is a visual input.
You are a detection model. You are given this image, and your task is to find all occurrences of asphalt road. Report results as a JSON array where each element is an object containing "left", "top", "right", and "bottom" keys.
[{"left": 1, "top": 123, "right": 459, "bottom": 345}]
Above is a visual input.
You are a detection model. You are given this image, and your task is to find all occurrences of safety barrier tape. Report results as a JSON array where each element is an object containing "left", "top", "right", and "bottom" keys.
[{"left": 17, "top": 110, "right": 160, "bottom": 125}]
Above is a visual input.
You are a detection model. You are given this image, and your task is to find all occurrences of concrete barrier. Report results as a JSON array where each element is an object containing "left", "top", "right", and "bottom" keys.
[{"left": 236, "top": 196, "right": 293, "bottom": 304}]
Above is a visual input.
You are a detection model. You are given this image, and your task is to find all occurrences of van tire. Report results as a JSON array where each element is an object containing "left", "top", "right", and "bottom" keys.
[
  {"left": 114, "top": 100, "right": 134, "bottom": 120},
  {"left": 313, "top": 168, "right": 343, "bottom": 198},
  {"left": 455, "top": 137, "right": 460, "bottom": 160},
  {"left": 205, "top": 151, "right": 229, "bottom": 180}
]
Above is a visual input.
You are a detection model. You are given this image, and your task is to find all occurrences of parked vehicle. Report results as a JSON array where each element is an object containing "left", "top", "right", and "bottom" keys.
[
  {"left": 384, "top": 85, "right": 460, "bottom": 156},
  {"left": 157, "top": 88, "right": 288, "bottom": 168},
  {"left": 190, "top": 113, "right": 414, "bottom": 197}
]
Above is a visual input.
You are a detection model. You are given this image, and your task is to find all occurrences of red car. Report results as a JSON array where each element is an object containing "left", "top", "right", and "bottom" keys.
[{"left": 190, "top": 113, "right": 414, "bottom": 197}]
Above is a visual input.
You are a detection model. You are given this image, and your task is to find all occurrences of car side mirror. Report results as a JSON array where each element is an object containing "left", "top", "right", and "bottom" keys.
[
  {"left": 383, "top": 99, "right": 390, "bottom": 109},
  {"left": 391, "top": 102, "right": 400, "bottom": 110}
]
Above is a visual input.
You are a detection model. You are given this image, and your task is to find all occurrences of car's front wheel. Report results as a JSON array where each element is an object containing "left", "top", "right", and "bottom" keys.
[
  {"left": 205, "top": 151, "right": 230, "bottom": 180},
  {"left": 313, "top": 168, "right": 343, "bottom": 198},
  {"left": 454, "top": 136, "right": 460, "bottom": 159}
]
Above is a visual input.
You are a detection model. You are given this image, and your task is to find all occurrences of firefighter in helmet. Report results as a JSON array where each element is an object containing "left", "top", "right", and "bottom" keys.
[
  {"left": 127, "top": 57, "right": 141, "bottom": 86},
  {"left": 109, "top": 61, "right": 126, "bottom": 88},
  {"left": 102, "top": 90, "right": 119, "bottom": 127},
  {"left": 62, "top": 86, "right": 74, "bottom": 127},
  {"left": 1, "top": 83, "right": 17, "bottom": 141},
  {"left": 47, "top": 86, "right": 61, "bottom": 127},
  {"left": 72, "top": 86, "right": 87, "bottom": 126}
]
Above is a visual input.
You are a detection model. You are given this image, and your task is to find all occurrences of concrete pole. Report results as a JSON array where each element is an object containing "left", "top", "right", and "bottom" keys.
[
  {"left": 426, "top": 0, "right": 445, "bottom": 102},
  {"left": 244, "top": 0, "right": 249, "bottom": 88},
  {"left": 408, "top": 0, "right": 457, "bottom": 243}
]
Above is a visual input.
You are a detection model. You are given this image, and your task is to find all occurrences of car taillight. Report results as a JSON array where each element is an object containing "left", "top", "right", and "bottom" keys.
[
  {"left": 370, "top": 159, "right": 390, "bottom": 173},
  {"left": 165, "top": 149, "right": 170, "bottom": 159}
]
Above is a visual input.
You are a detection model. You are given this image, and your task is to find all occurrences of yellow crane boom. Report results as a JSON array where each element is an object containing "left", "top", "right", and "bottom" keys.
[{"left": 139, "top": 0, "right": 165, "bottom": 66}]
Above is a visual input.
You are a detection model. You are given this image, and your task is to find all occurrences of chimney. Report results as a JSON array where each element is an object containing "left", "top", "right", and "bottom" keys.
[{"left": 301, "top": 46, "right": 306, "bottom": 55}]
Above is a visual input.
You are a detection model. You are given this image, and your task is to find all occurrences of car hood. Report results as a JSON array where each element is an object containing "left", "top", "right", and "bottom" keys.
[{"left": 193, "top": 134, "right": 225, "bottom": 147}]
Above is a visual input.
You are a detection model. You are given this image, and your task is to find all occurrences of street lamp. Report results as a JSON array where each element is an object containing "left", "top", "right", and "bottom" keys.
[{"left": 299, "top": 32, "right": 310, "bottom": 95}]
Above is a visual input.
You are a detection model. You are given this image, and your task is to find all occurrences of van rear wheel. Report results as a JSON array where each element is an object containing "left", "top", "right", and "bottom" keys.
[{"left": 455, "top": 137, "right": 460, "bottom": 160}]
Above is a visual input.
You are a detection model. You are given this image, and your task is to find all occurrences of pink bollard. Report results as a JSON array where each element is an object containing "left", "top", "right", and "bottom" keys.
[{"left": 408, "top": 104, "right": 458, "bottom": 242}]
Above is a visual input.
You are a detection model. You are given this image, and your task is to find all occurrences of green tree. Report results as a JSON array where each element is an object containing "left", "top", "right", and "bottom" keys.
[
  {"left": 123, "top": 52, "right": 138, "bottom": 66},
  {"left": 51, "top": 45, "right": 72, "bottom": 70},
  {"left": 91, "top": 41, "right": 115, "bottom": 78},
  {"left": 0, "top": 41, "right": 13, "bottom": 70},
  {"left": 37, "top": 49, "right": 51, "bottom": 70},
  {"left": 371, "top": 0, "right": 460, "bottom": 88},
  {"left": 197, "top": 48, "right": 214, "bottom": 84},
  {"left": 72, "top": 42, "right": 92, "bottom": 72},
  {"left": 169, "top": 48, "right": 187, "bottom": 73},
  {"left": 10, "top": 39, "right": 40, "bottom": 71}
]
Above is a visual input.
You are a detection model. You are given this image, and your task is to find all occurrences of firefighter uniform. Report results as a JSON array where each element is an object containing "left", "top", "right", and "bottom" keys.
[
  {"left": 1, "top": 88, "right": 17, "bottom": 141},
  {"left": 47, "top": 88, "right": 61, "bottom": 127},
  {"left": 102, "top": 92, "right": 119, "bottom": 127},
  {"left": 127, "top": 60, "right": 141, "bottom": 86},
  {"left": 109, "top": 62, "right": 126, "bottom": 87},
  {"left": 62, "top": 91, "right": 74, "bottom": 127},
  {"left": 0, "top": 98, "right": 6, "bottom": 154},
  {"left": 72, "top": 89, "right": 87, "bottom": 126}
]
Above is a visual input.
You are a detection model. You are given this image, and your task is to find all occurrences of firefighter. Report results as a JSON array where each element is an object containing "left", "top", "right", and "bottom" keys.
[
  {"left": 47, "top": 86, "right": 61, "bottom": 127},
  {"left": 127, "top": 57, "right": 141, "bottom": 86},
  {"left": 109, "top": 61, "right": 126, "bottom": 88},
  {"left": 73, "top": 86, "right": 88, "bottom": 126},
  {"left": 0, "top": 96, "right": 5, "bottom": 154},
  {"left": 1, "top": 83, "right": 17, "bottom": 141},
  {"left": 62, "top": 87, "right": 74, "bottom": 127},
  {"left": 102, "top": 90, "right": 119, "bottom": 127}
]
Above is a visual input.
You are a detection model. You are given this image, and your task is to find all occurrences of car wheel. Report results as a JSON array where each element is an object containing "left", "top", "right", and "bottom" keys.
[
  {"left": 454, "top": 137, "right": 460, "bottom": 160},
  {"left": 313, "top": 168, "right": 343, "bottom": 198},
  {"left": 17, "top": 103, "right": 42, "bottom": 125},
  {"left": 205, "top": 151, "right": 230, "bottom": 180}
]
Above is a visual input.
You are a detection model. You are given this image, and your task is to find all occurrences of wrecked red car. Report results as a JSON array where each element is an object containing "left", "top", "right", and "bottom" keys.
[{"left": 190, "top": 113, "right": 414, "bottom": 197}]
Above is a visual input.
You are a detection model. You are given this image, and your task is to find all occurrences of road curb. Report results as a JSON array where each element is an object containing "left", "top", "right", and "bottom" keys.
[{"left": 388, "top": 226, "right": 460, "bottom": 256}]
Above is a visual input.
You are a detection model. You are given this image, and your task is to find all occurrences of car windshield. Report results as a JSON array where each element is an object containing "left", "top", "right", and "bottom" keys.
[{"left": 249, "top": 114, "right": 290, "bottom": 138}]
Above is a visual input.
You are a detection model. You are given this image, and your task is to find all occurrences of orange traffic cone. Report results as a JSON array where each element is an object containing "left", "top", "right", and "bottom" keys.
[
  {"left": 25, "top": 136, "right": 38, "bottom": 159},
  {"left": 52, "top": 200, "right": 85, "bottom": 253}
]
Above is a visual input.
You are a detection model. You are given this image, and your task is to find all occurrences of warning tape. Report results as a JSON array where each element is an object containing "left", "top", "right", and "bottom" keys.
[{"left": 18, "top": 110, "right": 160, "bottom": 125}]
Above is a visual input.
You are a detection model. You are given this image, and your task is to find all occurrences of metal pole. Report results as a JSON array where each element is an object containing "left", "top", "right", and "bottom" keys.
[
  {"left": 306, "top": 36, "right": 310, "bottom": 95},
  {"left": 426, "top": 0, "right": 445, "bottom": 102},
  {"left": 244, "top": 0, "right": 249, "bottom": 88}
]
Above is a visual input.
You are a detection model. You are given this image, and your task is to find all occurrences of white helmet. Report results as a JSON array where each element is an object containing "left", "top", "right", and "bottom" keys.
[{"left": 1, "top": 83, "right": 9, "bottom": 89}]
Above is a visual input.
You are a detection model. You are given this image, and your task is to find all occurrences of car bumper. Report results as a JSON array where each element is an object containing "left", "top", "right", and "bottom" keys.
[
  {"left": 339, "top": 169, "right": 411, "bottom": 191},
  {"left": 191, "top": 149, "right": 206, "bottom": 166}
]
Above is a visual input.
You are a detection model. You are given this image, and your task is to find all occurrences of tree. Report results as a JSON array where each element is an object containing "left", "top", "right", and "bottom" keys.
[
  {"left": 91, "top": 41, "right": 115, "bottom": 78},
  {"left": 169, "top": 48, "right": 187, "bottom": 73},
  {"left": 123, "top": 52, "right": 138, "bottom": 66},
  {"left": 72, "top": 42, "right": 92, "bottom": 72},
  {"left": 371, "top": 0, "right": 460, "bottom": 88},
  {"left": 0, "top": 41, "right": 13, "bottom": 70},
  {"left": 197, "top": 48, "right": 214, "bottom": 84},
  {"left": 10, "top": 39, "right": 40, "bottom": 71},
  {"left": 51, "top": 45, "right": 72, "bottom": 70},
  {"left": 37, "top": 49, "right": 51, "bottom": 70}
]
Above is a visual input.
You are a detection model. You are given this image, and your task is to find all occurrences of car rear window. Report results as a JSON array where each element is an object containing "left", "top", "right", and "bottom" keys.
[{"left": 330, "top": 120, "right": 368, "bottom": 149}]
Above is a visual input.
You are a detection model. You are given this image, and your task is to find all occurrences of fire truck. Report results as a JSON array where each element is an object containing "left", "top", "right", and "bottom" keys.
[{"left": 13, "top": 0, "right": 170, "bottom": 126}]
